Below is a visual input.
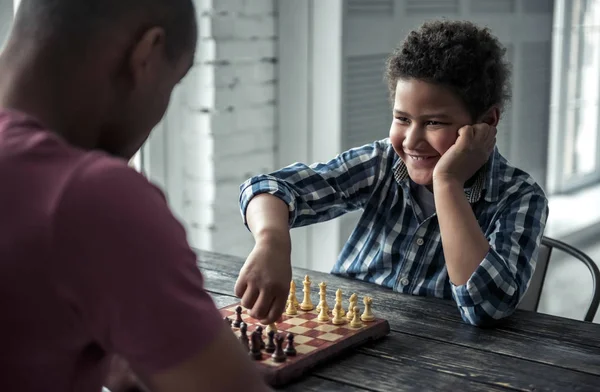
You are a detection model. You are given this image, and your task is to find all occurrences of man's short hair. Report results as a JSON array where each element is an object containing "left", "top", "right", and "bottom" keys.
[
  {"left": 385, "top": 20, "right": 511, "bottom": 121},
  {"left": 13, "top": 0, "right": 196, "bottom": 61}
]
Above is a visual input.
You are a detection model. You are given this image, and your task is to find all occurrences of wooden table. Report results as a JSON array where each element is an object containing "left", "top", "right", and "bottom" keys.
[{"left": 197, "top": 250, "right": 600, "bottom": 392}]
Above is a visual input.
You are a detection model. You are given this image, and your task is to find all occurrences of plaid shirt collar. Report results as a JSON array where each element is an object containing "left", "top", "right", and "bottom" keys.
[{"left": 391, "top": 147, "right": 500, "bottom": 204}]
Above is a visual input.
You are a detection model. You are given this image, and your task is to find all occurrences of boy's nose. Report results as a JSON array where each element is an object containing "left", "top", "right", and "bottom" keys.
[{"left": 403, "top": 125, "right": 425, "bottom": 150}]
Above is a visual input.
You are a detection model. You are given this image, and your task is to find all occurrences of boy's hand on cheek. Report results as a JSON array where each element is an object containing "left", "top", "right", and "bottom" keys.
[{"left": 433, "top": 123, "right": 496, "bottom": 186}]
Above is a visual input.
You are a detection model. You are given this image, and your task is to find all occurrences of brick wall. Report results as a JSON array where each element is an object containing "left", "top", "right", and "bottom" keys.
[{"left": 178, "top": 0, "right": 277, "bottom": 258}]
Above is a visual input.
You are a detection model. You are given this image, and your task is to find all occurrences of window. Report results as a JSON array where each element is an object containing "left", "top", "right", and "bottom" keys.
[{"left": 548, "top": 0, "right": 600, "bottom": 194}]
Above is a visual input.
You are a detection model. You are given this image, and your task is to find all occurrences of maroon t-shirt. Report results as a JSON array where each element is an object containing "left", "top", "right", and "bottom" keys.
[{"left": 0, "top": 110, "right": 222, "bottom": 391}]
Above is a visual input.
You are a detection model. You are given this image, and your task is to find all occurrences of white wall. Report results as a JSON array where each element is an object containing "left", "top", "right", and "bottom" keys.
[{"left": 163, "top": 0, "right": 277, "bottom": 258}]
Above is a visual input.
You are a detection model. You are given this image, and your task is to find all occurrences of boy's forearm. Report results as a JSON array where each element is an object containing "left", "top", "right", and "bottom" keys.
[
  {"left": 433, "top": 179, "right": 490, "bottom": 286},
  {"left": 246, "top": 194, "right": 291, "bottom": 248}
]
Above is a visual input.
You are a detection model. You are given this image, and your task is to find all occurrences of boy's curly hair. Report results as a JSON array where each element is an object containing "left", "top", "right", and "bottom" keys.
[{"left": 385, "top": 20, "right": 511, "bottom": 121}]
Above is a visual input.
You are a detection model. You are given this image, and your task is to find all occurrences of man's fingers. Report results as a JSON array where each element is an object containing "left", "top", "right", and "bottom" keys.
[{"left": 241, "top": 286, "right": 259, "bottom": 310}]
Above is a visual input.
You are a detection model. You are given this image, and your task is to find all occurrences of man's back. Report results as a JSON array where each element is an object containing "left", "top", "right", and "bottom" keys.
[{"left": 0, "top": 110, "right": 272, "bottom": 392}]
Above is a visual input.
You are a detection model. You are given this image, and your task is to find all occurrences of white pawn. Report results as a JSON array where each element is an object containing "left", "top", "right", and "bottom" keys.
[
  {"left": 332, "top": 302, "right": 346, "bottom": 325},
  {"left": 350, "top": 306, "right": 363, "bottom": 328},
  {"left": 317, "top": 301, "right": 330, "bottom": 322}
]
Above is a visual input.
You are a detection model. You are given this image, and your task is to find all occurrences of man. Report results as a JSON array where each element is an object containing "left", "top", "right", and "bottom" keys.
[{"left": 0, "top": 1, "right": 271, "bottom": 391}]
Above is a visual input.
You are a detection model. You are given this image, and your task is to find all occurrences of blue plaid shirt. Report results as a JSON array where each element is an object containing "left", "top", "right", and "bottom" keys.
[{"left": 239, "top": 139, "right": 549, "bottom": 326}]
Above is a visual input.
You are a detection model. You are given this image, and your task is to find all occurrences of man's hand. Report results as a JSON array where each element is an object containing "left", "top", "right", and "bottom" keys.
[
  {"left": 234, "top": 236, "right": 292, "bottom": 324},
  {"left": 433, "top": 123, "right": 496, "bottom": 185},
  {"left": 104, "top": 356, "right": 149, "bottom": 392}
]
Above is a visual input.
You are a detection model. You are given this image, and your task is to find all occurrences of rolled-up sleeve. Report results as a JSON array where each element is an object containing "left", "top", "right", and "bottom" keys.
[
  {"left": 450, "top": 188, "right": 549, "bottom": 326},
  {"left": 239, "top": 140, "right": 391, "bottom": 229}
]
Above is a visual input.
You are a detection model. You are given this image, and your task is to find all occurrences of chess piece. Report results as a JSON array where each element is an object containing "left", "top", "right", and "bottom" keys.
[
  {"left": 335, "top": 288, "right": 346, "bottom": 317},
  {"left": 346, "top": 293, "right": 357, "bottom": 321},
  {"left": 290, "top": 280, "right": 300, "bottom": 309},
  {"left": 265, "top": 330, "right": 276, "bottom": 353},
  {"left": 266, "top": 323, "right": 277, "bottom": 333},
  {"left": 316, "top": 282, "right": 329, "bottom": 314},
  {"left": 271, "top": 334, "right": 287, "bottom": 363},
  {"left": 284, "top": 333, "right": 297, "bottom": 356},
  {"left": 233, "top": 305, "right": 243, "bottom": 328},
  {"left": 361, "top": 296, "right": 375, "bottom": 322},
  {"left": 286, "top": 292, "right": 298, "bottom": 315},
  {"left": 350, "top": 306, "right": 363, "bottom": 328},
  {"left": 249, "top": 331, "right": 263, "bottom": 360},
  {"left": 317, "top": 300, "right": 330, "bottom": 322},
  {"left": 300, "top": 275, "right": 314, "bottom": 311},
  {"left": 332, "top": 302, "right": 346, "bottom": 325},
  {"left": 255, "top": 325, "right": 265, "bottom": 349},
  {"left": 239, "top": 322, "right": 250, "bottom": 350},
  {"left": 224, "top": 316, "right": 232, "bottom": 327}
]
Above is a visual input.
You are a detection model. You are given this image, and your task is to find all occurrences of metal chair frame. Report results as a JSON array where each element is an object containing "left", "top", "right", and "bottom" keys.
[{"left": 519, "top": 236, "right": 600, "bottom": 322}]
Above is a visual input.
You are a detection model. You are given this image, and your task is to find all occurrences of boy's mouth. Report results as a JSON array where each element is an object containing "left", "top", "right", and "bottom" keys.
[{"left": 408, "top": 155, "right": 436, "bottom": 161}]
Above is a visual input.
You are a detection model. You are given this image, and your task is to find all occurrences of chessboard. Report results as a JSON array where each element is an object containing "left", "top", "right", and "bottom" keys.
[{"left": 220, "top": 277, "right": 390, "bottom": 387}]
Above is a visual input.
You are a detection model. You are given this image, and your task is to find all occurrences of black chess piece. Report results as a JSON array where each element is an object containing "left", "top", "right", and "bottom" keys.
[
  {"left": 239, "top": 322, "right": 249, "bottom": 351},
  {"left": 271, "top": 334, "right": 287, "bottom": 363},
  {"left": 265, "top": 330, "right": 276, "bottom": 353},
  {"left": 224, "top": 316, "right": 232, "bottom": 327},
  {"left": 284, "top": 333, "right": 296, "bottom": 356},
  {"left": 233, "top": 306, "right": 243, "bottom": 328},
  {"left": 249, "top": 331, "right": 262, "bottom": 360},
  {"left": 255, "top": 326, "right": 265, "bottom": 349}
]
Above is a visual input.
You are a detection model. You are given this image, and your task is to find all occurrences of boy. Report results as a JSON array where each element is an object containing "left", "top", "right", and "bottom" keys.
[
  {"left": 236, "top": 20, "right": 549, "bottom": 327},
  {"left": 0, "top": 0, "right": 271, "bottom": 391}
]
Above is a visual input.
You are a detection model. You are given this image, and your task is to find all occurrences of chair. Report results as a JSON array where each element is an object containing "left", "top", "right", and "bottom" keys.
[{"left": 519, "top": 236, "right": 600, "bottom": 322}]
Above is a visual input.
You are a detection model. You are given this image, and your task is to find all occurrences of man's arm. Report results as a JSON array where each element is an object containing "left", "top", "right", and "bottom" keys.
[
  {"left": 54, "top": 155, "right": 271, "bottom": 392},
  {"left": 146, "top": 327, "right": 272, "bottom": 392}
]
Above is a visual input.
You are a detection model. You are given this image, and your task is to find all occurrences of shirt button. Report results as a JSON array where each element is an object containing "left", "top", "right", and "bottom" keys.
[
  {"left": 401, "top": 277, "right": 410, "bottom": 286},
  {"left": 416, "top": 238, "right": 424, "bottom": 246}
]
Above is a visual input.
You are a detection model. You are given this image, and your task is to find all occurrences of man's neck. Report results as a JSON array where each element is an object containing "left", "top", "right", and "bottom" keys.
[{"left": 0, "top": 46, "right": 100, "bottom": 151}]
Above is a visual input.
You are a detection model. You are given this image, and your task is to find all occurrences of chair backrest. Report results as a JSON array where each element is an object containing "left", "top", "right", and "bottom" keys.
[{"left": 519, "top": 236, "right": 600, "bottom": 322}]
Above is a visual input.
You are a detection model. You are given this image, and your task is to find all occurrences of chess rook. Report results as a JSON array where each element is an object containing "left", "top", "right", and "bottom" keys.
[{"left": 361, "top": 296, "right": 375, "bottom": 322}]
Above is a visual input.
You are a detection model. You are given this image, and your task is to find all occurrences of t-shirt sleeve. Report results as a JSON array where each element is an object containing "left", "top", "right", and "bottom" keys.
[{"left": 52, "top": 153, "right": 223, "bottom": 374}]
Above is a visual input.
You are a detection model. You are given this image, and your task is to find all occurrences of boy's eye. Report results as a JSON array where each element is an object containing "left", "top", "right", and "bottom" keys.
[
  {"left": 425, "top": 120, "right": 446, "bottom": 126},
  {"left": 394, "top": 116, "right": 410, "bottom": 123}
]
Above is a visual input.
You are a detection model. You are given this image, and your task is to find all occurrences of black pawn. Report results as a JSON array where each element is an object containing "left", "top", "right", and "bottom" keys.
[
  {"left": 271, "top": 334, "right": 287, "bottom": 363},
  {"left": 239, "top": 322, "right": 249, "bottom": 351},
  {"left": 224, "top": 316, "right": 232, "bottom": 327},
  {"left": 265, "top": 330, "right": 276, "bottom": 353},
  {"left": 255, "top": 326, "right": 265, "bottom": 349},
  {"left": 284, "top": 333, "right": 296, "bottom": 356},
  {"left": 249, "top": 331, "right": 262, "bottom": 360},
  {"left": 233, "top": 306, "right": 243, "bottom": 328}
]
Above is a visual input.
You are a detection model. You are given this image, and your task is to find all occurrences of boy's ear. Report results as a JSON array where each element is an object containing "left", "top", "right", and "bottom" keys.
[{"left": 478, "top": 107, "right": 500, "bottom": 127}]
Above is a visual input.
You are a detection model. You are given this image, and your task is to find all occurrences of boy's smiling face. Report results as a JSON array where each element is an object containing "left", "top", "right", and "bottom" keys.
[{"left": 389, "top": 78, "right": 473, "bottom": 187}]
